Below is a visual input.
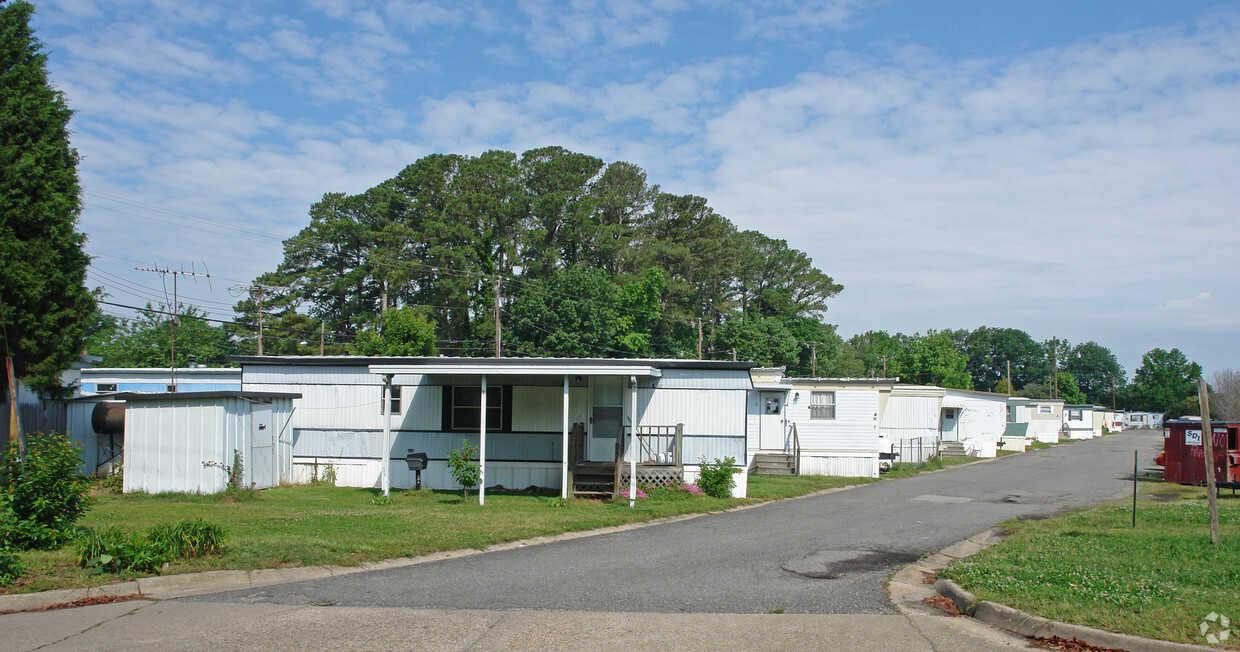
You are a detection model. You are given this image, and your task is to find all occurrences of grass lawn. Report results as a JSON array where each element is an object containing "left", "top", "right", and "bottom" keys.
[
  {"left": 3, "top": 451, "right": 1009, "bottom": 596},
  {"left": 940, "top": 482, "right": 1240, "bottom": 648}
]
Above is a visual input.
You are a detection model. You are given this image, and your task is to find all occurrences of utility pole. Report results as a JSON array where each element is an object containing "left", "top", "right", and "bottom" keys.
[
  {"left": 1006, "top": 360, "right": 1012, "bottom": 395},
  {"left": 137, "top": 264, "right": 210, "bottom": 391},
  {"left": 1198, "top": 378, "right": 1220, "bottom": 544},
  {"left": 380, "top": 281, "right": 388, "bottom": 336},
  {"left": 810, "top": 342, "right": 818, "bottom": 377},
  {"left": 1050, "top": 337, "right": 1059, "bottom": 400},
  {"left": 319, "top": 322, "right": 325, "bottom": 356},
  {"left": 878, "top": 355, "right": 889, "bottom": 378},
  {"left": 230, "top": 282, "right": 290, "bottom": 356},
  {"left": 697, "top": 319, "right": 703, "bottom": 360},
  {"left": 494, "top": 276, "right": 502, "bottom": 358}
]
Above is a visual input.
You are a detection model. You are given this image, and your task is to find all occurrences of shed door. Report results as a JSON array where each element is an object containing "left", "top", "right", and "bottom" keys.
[
  {"left": 250, "top": 402, "right": 277, "bottom": 489},
  {"left": 759, "top": 392, "right": 786, "bottom": 450}
]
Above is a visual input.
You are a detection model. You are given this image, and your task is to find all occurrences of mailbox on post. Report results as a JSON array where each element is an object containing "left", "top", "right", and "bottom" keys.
[{"left": 405, "top": 450, "right": 429, "bottom": 490}]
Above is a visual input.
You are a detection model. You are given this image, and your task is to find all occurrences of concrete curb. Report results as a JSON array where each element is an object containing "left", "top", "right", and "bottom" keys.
[{"left": 893, "top": 533, "right": 1215, "bottom": 652}]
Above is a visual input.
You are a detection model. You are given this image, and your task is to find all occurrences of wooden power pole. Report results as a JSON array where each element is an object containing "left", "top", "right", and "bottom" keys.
[{"left": 1198, "top": 378, "right": 1220, "bottom": 544}]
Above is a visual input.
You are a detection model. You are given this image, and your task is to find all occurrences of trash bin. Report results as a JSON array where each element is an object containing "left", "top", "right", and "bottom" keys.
[{"left": 1162, "top": 420, "right": 1239, "bottom": 486}]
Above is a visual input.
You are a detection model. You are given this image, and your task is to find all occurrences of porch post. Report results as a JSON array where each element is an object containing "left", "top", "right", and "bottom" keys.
[
  {"left": 479, "top": 375, "right": 487, "bottom": 506},
  {"left": 629, "top": 375, "right": 637, "bottom": 508},
  {"left": 381, "top": 374, "right": 392, "bottom": 497},
  {"left": 562, "top": 375, "right": 570, "bottom": 500}
]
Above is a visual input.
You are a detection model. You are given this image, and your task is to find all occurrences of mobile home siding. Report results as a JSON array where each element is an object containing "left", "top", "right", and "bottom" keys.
[
  {"left": 880, "top": 394, "right": 942, "bottom": 442},
  {"left": 786, "top": 388, "right": 880, "bottom": 452}
]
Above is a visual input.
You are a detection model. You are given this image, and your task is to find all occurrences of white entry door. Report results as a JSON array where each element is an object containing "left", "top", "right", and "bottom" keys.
[
  {"left": 589, "top": 377, "right": 623, "bottom": 462},
  {"left": 940, "top": 408, "right": 960, "bottom": 442},
  {"left": 758, "top": 392, "right": 786, "bottom": 450}
]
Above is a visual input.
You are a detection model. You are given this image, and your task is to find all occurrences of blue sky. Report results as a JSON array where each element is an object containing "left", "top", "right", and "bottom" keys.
[{"left": 31, "top": 0, "right": 1240, "bottom": 380}]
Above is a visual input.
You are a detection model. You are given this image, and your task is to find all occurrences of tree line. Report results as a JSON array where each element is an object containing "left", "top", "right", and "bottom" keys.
[{"left": 81, "top": 147, "right": 1221, "bottom": 417}]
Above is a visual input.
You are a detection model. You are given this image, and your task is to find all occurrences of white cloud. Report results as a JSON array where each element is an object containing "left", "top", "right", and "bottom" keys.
[{"left": 1157, "top": 293, "right": 1212, "bottom": 312}]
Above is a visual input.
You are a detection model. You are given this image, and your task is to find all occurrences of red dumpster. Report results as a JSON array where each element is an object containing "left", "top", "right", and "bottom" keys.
[{"left": 1162, "top": 420, "right": 1240, "bottom": 486}]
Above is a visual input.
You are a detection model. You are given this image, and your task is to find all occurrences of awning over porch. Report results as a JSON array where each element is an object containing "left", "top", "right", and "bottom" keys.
[{"left": 368, "top": 359, "right": 650, "bottom": 507}]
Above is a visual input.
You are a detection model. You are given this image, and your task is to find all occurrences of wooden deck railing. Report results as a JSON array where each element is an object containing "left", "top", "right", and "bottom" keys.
[{"left": 618, "top": 424, "right": 684, "bottom": 466}]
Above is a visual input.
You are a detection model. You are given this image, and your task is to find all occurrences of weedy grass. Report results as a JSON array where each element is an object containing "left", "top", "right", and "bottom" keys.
[
  {"left": 746, "top": 474, "right": 877, "bottom": 500},
  {"left": 940, "top": 485, "right": 1240, "bottom": 648}
]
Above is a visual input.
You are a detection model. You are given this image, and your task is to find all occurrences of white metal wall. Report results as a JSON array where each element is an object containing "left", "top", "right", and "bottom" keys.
[
  {"left": 952, "top": 393, "right": 1007, "bottom": 443},
  {"left": 880, "top": 395, "right": 942, "bottom": 442},
  {"left": 635, "top": 388, "right": 746, "bottom": 436},
  {"left": 123, "top": 399, "right": 241, "bottom": 494},
  {"left": 797, "top": 453, "right": 879, "bottom": 478}
]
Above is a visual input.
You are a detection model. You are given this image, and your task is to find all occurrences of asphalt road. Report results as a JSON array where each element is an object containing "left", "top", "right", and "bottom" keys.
[{"left": 187, "top": 430, "right": 1163, "bottom": 615}]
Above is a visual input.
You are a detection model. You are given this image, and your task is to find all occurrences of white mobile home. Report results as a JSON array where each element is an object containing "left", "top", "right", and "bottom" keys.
[
  {"left": 236, "top": 356, "right": 754, "bottom": 499},
  {"left": 1062, "top": 404, "right": 1098, "bottom": 439},
  {"left": 942, "top": 389, "right": 1009, "bottom": 457},
  {"left": 1125, "top": 411, "right": 1164, "bottom": 429},
  {"left": 746, "top": 369, "right": 893, "bottom": 478},
  {"left": 879, "top": 385, "right": 945, "bottom": 464}
]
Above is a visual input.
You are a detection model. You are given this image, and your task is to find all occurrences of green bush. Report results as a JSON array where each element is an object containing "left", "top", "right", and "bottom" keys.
[
  {"left": 446, "top": 440, "right": 481, "bottom": 499},
  {"left": 0, "top": 548, "right": 20, "bottom": 586},
  {"left": 2, "top": 432, "right": 92, "bottom": 550},
  {"left": 696, "top": 456, "right": 740, "bottom": 498}
]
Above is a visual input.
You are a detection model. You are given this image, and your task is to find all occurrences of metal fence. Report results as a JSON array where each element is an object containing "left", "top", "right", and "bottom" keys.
[{"left": 886, "top": 436, "right": 938, "bottom": 466}]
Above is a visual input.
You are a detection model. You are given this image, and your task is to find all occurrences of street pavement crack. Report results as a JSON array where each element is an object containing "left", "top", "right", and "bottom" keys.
[
  {"left": 462, "top": 611, "right": 509, "bottom": 650},
  {"left": 28, "top": 600, "right": 156, "bottom": 651},
  {"left": 903, "top": 612, "right": 944, "bottom": 652}
]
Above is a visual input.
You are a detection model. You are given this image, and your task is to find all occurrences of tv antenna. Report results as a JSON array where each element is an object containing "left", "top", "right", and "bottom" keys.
[{"left": 135, "top": 262, "right": 211, "bottom": 391}]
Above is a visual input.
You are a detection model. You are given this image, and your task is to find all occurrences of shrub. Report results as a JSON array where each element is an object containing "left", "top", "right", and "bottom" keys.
[
  {"left": 0, "top": 548, "right": 20, "bottom": 586},
  {"left": 2, "top": 432, "right": 92, "bottom": 550},
  {"left": 202, "top": 449, "right": 250, "bottom": 494},
  {"left": 77, "top": 519, "right": 226, "bottom": 575},
  {"left": 696, "top": 456, "right": 740, "bottom": 498},
  {"left": 446, "top": 440, "right": 481, "bottom": 499},
  {"left": 99, "top": 467, "right": 123, "bottom": 494}
]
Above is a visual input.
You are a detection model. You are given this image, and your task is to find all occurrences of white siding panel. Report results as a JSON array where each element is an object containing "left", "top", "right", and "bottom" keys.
[
  {"left": 682, "top": 435, "right": 746, "bottom": 464},
  {"left": 636, "top": 388, "right": 746, "bottom": 435},
  {"left": 880, "top": 395, "right": 941, "bottom": 442},
  {"left": 651, "top": 369, "right": 752, "bottom": 390},
  {"left": 511, "top": 386, "right": 589, "bottom": 432},
  {"left": 798, "top": 454, "right": 879, "bottom": 478},
  {"left": 953, "top": 394, "right": 1008, "bottom": 443},
  {"left": 243, "top": 364, "right": 382, "bottom": 386}
]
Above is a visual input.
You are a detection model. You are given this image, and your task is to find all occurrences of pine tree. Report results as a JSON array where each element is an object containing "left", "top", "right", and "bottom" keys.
[{"left": 0, "top": 1, "right": 95, "bottom": 398}]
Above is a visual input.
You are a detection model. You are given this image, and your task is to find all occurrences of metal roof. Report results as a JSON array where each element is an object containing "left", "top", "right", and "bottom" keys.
[
  {"left": 105, "top": 390, "right": 303, "bottom": 401},
  {"left": 230, "top": 355, "right": 754, "bottom": 371}
]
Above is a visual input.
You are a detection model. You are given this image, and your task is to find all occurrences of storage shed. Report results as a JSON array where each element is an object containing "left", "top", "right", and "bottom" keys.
[
  {"left": 119, "top": 390, "right": 299, "bottom": 494},
  {"left": 879, "top": 385, "right": 945, "bottom": 464}
]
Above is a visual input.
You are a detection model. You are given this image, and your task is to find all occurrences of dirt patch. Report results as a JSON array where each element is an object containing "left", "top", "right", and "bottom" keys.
[
  {"left": 922, "top": 595, "right": 963, "bottom": 616},
  {"left": 1027, "top": 635, "right": 1128, "bottom": 651},
  {"left": 0, "top": 593, "right": 144, "bottom": 616}
]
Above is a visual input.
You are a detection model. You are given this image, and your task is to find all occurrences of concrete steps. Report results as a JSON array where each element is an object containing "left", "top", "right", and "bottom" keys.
[{"left": 938, "top": 441, "right": 966, "bottom": 456}]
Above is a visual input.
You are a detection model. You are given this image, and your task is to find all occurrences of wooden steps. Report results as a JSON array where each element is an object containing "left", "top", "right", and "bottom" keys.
[{"left": 752, "top": 453, "right": 796, "bottom": 475}]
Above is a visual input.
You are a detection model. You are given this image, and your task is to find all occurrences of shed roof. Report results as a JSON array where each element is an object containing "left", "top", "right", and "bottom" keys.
[
  {"left": 230, "top": 355, "right": 753, "bottom": 371},
  {"left": 105, "top": 390, "right": 302, "bottom": 402}
]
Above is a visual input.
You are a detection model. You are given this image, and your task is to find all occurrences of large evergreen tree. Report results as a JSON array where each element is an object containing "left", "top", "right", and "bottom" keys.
[{"left": 0, "top": 1, "right": 94, "bottom": 397}]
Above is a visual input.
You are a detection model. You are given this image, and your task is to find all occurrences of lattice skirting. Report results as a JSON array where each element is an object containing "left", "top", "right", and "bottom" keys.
[{"left": 619, "top": 466, "right": 684, "bottom": 490}]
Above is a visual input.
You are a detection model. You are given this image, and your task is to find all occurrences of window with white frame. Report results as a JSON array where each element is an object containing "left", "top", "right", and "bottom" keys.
[
  {"left": 809, "top": 391, "right": 835, "bottom": 419},
  {"left": 1038, "top": 405, "right": 1052, "bottom": 415},
  {"left": 1068, "top": 409, "right": 1083, "bottom": 421},
  {"left": 380, "top": 385, "right": 402, "bottom": 415},
  {"left": 96, "top": 383, "right": 117, "bottom": 392}
]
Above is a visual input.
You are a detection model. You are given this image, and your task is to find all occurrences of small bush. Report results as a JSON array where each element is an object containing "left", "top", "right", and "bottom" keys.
[
  {"left": 2, "top": 432, "right": 92, "bottom": 550},
  {"left": 77, "top": 519, "right": 227, "bottom": 575},
  {"left": 99, "top": 468, "right": 123, "bottom": 494},
  {"left": 0, "top": 548, "right": 21, "bottom": 587},
  {"left": 696, "top": 456, "right": 740, "bottom": 498},
  {"left": 203, "top": 449, "right": 253, "bottom": 495},
  {"left": 446, "top": 440, "right": 481, "bottom": 499},
  {"left": 147, "top": 519, "right": 226, "bottom": 558}
]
